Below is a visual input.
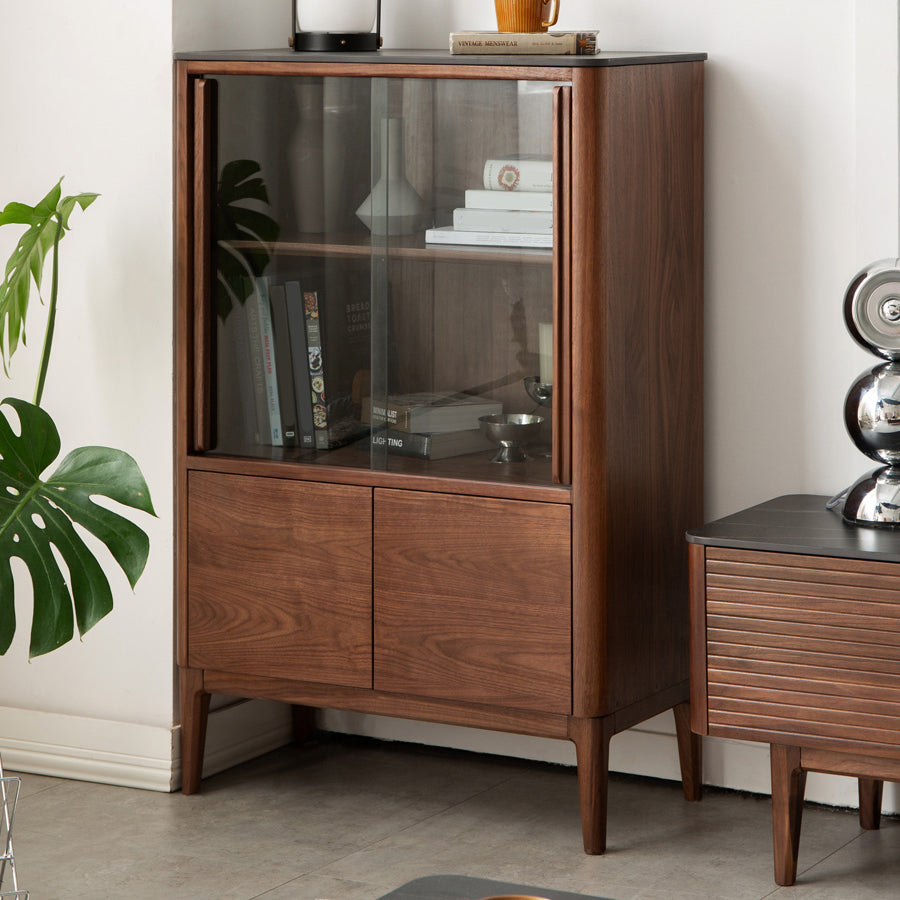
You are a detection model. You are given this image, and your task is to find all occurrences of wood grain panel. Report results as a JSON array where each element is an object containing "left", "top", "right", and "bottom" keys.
[
  {"left": 187, "top": 472, "right": 372, "bottom": 686},
  {"left": 373, "top": 489, "right": 571, "bottom": 713},
  {"left": 707, "top": 546, "right": 900, "bottom": 579},
  {"left": 708, "top": 638, "right": 900, "bottom": 678},
  {"left": 704, "top": 547, "right": 900, "bottom": 751}
]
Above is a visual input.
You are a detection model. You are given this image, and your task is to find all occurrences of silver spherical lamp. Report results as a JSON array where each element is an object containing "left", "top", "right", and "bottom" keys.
[{"left": 839, "top": 258, "right": 900, "bottom": 526}]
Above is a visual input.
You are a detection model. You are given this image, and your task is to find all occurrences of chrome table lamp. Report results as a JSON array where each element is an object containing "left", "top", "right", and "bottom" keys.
[
  {"left": 291, "top": 0, "right": 382, "bottom": 51},
  {"left": 836, "top": 258, "right": 900, "bottom": 525}
]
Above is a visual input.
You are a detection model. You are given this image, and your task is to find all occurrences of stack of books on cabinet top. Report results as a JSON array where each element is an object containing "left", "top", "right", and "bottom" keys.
[
  {"left": 425, "top": 156, "right": 553, "bottom": 250},
  {"left": 449, "top": 30, "right": 600, "bottom": 56},
  {"left": 359, "top": 392, "right": 500, "bottom": 460}
]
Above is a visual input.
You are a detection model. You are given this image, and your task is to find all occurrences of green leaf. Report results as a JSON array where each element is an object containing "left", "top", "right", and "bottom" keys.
[
  {"left": 0, "top": 398, "right": 155, "bottom": 658},
  {"left": 215, "top": 160, "right": 279, "bottom": 319},
  {"left": 0, "top": 179, "right": 98, "bottom": 373}
]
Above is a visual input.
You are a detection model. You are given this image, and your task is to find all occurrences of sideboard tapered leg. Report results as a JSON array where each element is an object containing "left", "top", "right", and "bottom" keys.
[
  {"left": 674, "top": 701, "right": 702, "bottom": 801},
  {"left": 770, "top": 744, "right": 806, "bottom": 887},
  {"left": 858, "top": 778, "right": 883, "bottom": 831}
]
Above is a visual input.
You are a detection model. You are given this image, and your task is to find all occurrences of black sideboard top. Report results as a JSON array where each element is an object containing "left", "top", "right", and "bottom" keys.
[
  {"left": 686, "top": 493, "right": 900, "bottom": 564},
  {"left": 174, "top": 48, "right": 707, "bottom": 68}
]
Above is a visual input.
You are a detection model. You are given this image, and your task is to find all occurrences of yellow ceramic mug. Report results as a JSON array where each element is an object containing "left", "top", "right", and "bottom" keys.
[{"left": 494, "top": 0, "right": 560, "bottom": 33}]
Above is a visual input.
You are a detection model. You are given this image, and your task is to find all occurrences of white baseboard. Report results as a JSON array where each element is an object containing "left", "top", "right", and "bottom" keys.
[
  {"left": 0, "top": 699, "right": 292, "bottom": 793},
  {"left": 3, "top": 699, "right": 899, "bottom": 814},
  {"left": 0, "top": 706, "right": 176, "bottom": 791}
]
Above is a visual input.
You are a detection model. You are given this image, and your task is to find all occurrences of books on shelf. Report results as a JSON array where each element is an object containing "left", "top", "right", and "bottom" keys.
[
  {"left": 453, "top": 207, "right": 552, "bottom": 235},
  {"left": 429, "top": 156, "right": 554, "bottom": 249},
  {"left": 359, "top": 427, "right": 493, "bottom": 460},
  {"left": 229, "top": 278, "right": 369, "bottom": 453},
  {"left": 362, "top": 392, "right": 503, "bottom": 434},
  {"left": 449, "top": 30, "right": 600, "bottom": 56},
  {"left": 424, "top": 225, "right": 552, "bottom": 249},
  {"left": 483, "top": 156, "right": 552, "bottom": 193},
  {"left": 464, "top": 189, "right": 552, "bottom": 212}
]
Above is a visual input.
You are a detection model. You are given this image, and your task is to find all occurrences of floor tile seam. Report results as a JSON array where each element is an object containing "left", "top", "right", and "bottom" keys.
[
  {"left": 792, "top": 827, "right": 868, "bottom": 884},
  {"left": 245, "top": 872, "right": 372, "bottom": 900},
  {"left": 300, "top": 773, "right": 521, "bottom": 884}
]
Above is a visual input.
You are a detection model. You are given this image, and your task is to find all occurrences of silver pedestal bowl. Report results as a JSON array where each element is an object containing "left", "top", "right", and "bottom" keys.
[{"left": 479, "top": 413, "right": 544, "bottom": 464}]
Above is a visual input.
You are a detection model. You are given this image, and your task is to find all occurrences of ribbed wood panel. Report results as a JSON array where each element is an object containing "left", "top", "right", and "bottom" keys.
[{"left": 705, "top": 548, "right": 900, "bottom": 751}]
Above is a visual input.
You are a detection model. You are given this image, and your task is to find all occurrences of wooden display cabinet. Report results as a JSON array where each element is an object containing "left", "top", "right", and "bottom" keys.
[{"left": 175, "top": 48, "right": 706, "bottom": 853}]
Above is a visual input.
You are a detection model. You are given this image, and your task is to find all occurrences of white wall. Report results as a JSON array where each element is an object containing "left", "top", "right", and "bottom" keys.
[
  {"left": 0, "top": 0, "right": 896, "bottom": 808},
  {"left": 0, "top": 2, "right": 177, "bottom": 789}
]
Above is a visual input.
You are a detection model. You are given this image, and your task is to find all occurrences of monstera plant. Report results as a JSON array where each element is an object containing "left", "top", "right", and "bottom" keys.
[{"left": 0, "top": 179, "right": 155, "bottom": 658}]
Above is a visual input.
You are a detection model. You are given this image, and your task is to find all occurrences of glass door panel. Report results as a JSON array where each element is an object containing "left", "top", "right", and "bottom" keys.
[
  {"left": 205, "top": 72, "right": 561, "bottom": 487},
  {"left": 367, "top": 77, "right": 557, "bottom": 485}
]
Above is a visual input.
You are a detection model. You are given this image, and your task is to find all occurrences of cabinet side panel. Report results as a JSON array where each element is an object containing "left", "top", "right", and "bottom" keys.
[
  {"left": 571, "top": 62, "right": 704, "bottom": 716},
  {"left": 374, "top": 489, "right": 572, "bottom": 714},
  {"left": 186, "top": 472, "right": 373, "bottom": 687},
  {"left": 689, "top": 542, "right": 709, "bottom": 734},
  {"left": 175, "top": 61, "right": 195, "bottom": 669}
]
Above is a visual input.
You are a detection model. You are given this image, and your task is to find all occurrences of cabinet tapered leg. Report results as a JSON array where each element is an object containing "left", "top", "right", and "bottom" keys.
[
  {"left": 673, "top": 701, "right": 702, "bottom": 802},
  {"left": 568, "top": 715, "right": 615, "bottom": 854},
  {"left": 770, "top": 744, "right": 806, "bottom": 886},
  {"left": 858, "top": 778, "right": 883, "bottom": 830},
  {"left": 180, "top": 666, "right": 210, "bottom": 795}
]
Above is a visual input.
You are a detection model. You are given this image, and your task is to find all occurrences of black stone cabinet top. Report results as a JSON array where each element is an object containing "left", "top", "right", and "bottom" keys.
[
  {"left": 686, "top": 493, "right": 900, "bottom": 564},
  {"left": 174, "top": 48, "right": 707, "bottom": 68}
]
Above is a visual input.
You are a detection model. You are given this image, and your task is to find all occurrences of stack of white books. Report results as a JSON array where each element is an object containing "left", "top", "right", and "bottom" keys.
[{"left": 425, "top": 156, "right": 553, "bottom": 249}]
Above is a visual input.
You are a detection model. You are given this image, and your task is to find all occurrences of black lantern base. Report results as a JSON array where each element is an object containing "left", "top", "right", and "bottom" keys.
[{"left": 291, "top": 31, "right": 381, "bottom": 51}]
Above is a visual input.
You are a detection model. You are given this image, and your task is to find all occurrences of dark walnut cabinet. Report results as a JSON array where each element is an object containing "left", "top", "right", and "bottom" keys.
[{"left": 175, "top": 48, "right": 706, "bottom": 853}]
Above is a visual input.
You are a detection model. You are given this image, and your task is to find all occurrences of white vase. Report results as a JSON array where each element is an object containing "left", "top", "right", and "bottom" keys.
[{"left": 356, "top": 117, "right": 428, "bottom": 237}]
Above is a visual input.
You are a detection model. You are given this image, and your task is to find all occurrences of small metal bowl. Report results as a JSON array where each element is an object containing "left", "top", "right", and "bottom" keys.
[{"left": 479, "top": 413, "right": 544, "bottom": 463}]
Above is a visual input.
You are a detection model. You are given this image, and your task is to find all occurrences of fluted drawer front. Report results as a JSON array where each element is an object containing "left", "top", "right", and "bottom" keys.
[{"left": 705, "top": 547, "right": 900, "bottom": 751}]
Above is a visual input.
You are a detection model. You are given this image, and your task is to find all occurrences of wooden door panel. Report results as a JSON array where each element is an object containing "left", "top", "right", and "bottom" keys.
[
  {"left": 374, "top": 489, "right": 571, "bottom": 713},
  {"left": 187, "top": 472, "right": 372, "bottom": 687}
]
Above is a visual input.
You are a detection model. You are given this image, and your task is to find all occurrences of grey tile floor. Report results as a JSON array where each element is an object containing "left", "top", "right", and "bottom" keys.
[{"left": 7, "top": 734, "right": 900, "bottom": 899}]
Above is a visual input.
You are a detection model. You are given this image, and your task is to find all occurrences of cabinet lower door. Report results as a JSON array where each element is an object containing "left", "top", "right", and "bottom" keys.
[
  {"left": 186, "top": 472, "right": 373, "bottom": 687},
  {"left": 373, "top": 489, "right": 572, "bottom": 714}
]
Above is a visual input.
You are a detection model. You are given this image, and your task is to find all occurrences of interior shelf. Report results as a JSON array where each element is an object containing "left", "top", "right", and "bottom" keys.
[{"left": 232, "top": 234, "right": 553, "bottom": 265}]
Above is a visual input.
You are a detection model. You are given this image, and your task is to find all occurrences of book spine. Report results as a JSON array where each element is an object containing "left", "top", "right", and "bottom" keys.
[
  {"left": 483, "top": 158, "right": 552, "bottom": 192},
  {"left": 285, "top": 282, "right": 316, "bottom": 449},
  {"left": 256, "top": 279, "right": 283, "bottom": 446},
  {"left": 366, "top": 429, "right": 433, "bottom": 459},
  {"left": 267, "top": 283, "right": 298, "bottom": 446},
  {"left": 302, "top": 290, "right": 329, "bottom": 450},
  {"left": 449, "top": 31, "right": 598, "bottom": 55},
  {"left": 453, "top": 207, "right": 553, "bottom": 234},
  {"left": 244, "top": 280, "right": 282, "bottom": 446},
  {"left": 464, "top": 189, "right": 553, "bottom": 212},
  {"left": 363, "top": 399, "right": 412, "bottom": 432},
  {"left": 424, "top": 226, "right": 552, "bottom": 249}
]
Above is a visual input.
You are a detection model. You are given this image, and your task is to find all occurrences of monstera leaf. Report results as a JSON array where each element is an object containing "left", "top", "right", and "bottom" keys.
[
  {"left": 0, "top": 180, "right": 98, "bottom": 375},
  {"left": 215, "top": 159, "right": 280, "bottom": 319},
  {"left": 0, "top": 398, "right": 155, "bottom": 658}
]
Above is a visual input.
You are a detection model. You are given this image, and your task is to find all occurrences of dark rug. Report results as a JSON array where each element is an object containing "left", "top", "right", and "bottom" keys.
[{"left": 376, "top": 875, "right": 607, "bottom": 900}]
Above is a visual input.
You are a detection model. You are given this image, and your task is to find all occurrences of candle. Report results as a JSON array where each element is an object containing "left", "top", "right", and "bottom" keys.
[{"left": 539, "top": 322, "right": 553, "bottom": 385}]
